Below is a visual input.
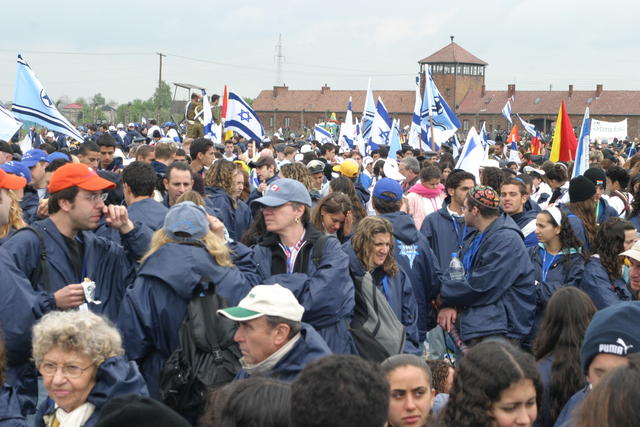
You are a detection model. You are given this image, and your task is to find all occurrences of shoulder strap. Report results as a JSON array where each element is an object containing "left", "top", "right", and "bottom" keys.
[
  {"left": 12, "top": 226, "right": 51, "bottom": 292},
  {"left": 311, "top": 234, "right": 331, "bottom": 267},
  {"left": 613, "top": 190, "right": 630, "bottom": 215},
  {"left": 193, "top": 278, "right": 224, "bottom": 362}
]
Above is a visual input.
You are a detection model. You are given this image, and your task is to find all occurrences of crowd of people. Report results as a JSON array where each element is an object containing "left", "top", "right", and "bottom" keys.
[{"left": 0, "top": 119, "right": 639, "bottom": 427}]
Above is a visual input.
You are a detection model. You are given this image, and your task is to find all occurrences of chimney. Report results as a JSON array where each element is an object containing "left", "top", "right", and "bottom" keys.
[
  {"left": 272, "top": 85, "right": 288, "bottom": 98},
  {"left": 568, "top": 85, "right": 573, "bottom": 97},
  {"left": 596, "top": 84, "right": 603, "bottom": 97},
  {"left": 321, "top": 84, "right": 330, "bottom": 94},
  {"left": 507, "top": 84, "right": 516, "bottom": 98},
  {"left": 481, "top": 84, "right": 486, "bottom": 97}
]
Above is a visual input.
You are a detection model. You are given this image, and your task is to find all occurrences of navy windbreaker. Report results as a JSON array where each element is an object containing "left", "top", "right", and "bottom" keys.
[
  {"left": 528, "top": 244, "right": 584, "bottom": 310},
  {"left": 510, "top": 210, "right": 539, "bottom": 248},
  {"left": 0, "top": 384, "right": 26, "bottom": 426},
  {"left": 127, "top": 197, "right": 169, "bottom": 231},
  {"left": 203, "top": 186, "right": 251, "bottom": 241},
  {"left": 579, "top": 256, "right": 632, "bottom": 309}
]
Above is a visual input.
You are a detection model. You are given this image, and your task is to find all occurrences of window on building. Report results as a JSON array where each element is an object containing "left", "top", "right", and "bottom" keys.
[
  {"left": 269, "top": 117, "right": 274, "bottom": 127},
  {"left": 284, "top": 117, "right": 291, "bottom": 128},
  {"left": 463, "top": 120, "right": 469, "bottom": 131},
  {"left": 446, "top": 88, "right": 451, "bottom": 97}
]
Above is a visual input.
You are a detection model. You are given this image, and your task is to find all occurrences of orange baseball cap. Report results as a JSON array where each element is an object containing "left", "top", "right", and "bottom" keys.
[
  {"left": 48, "top": 163, "right": 116, "bottom": 194},
  {"left": 0, "top": 169, "right": 27, "bottom": 190}
]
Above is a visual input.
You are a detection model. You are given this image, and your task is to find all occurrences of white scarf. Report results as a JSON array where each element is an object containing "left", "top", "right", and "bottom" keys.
[
  {"left": 50, "top": 402, "right": 95, "bottom": 427},
  {"left": 241, "top": 333, "right": 301, "bottom": 376}
]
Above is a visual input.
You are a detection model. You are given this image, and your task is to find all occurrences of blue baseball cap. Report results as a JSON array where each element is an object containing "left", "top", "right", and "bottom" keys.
[
  {"left": 373, "top": 178, "right": 403, "bottom": 202},
  {"left": 21, "top": 149, "right": 48, "bottom": 168},
  {"left": 0, "top": 161, "right": 31, "bottom": 184},
  {"left": 163, "top": 201, "right": 209, "bottom": 242},
  {"left": 46, "top": 152, "right": 70, "bottom": 163},
  {"left": 251, "top": 178, "right": 312, "bottom": 207}
]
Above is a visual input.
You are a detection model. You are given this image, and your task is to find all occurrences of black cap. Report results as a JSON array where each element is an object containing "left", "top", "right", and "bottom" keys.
[
  {"left": 254, "top": 155, "right": 276, "bottom": 168},
  {"left": 95, "top": 395, "right": 190, "bottom": 427},
  {"left": 584, "top": 167, "right": 607, "bottom": 189},
  {"left": 569, "top": 175, "right": 596, "bottom": 203},
  {"left": 0, "top": 140, "right": 13, "bottom": 155}
]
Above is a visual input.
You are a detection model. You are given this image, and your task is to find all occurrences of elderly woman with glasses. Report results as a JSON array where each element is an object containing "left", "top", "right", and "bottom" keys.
[{"left": 33, "top": 310, "right": 148, "bottom": 427}]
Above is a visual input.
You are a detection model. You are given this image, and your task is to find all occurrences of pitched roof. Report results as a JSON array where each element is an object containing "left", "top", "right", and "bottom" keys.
[
  {"left": 252, "top": 87, "right": 415, "bottom": 114},
  {"left": 457, "top": 88, "right": 640, "bottom": 116},
  {"left": 418, "top": 42, "right": 488, "bottom": 65}
]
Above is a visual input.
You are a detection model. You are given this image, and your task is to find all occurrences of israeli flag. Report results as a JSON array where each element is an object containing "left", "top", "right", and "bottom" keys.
[
  {"left": 629, "top": 142, "right": 637, "bottom": 158},
  {"left": 314, "top": 125, "right": 334, "bottom": 145},
  {"left": 12, "top": 55, "right": 83, "bottom": 142},
  {"left": 223, "top": 88, "right": 265, "bottom": 142},
  {"left": 370, "top": 97, "right": 392, "bottom": 148},
  {"left": 455, "top": 127, "right": 484, "bottom": 182},
  {"left": 338, "top": 97, "right": 354, "bottom": 151},
  {"left": 502, "top": 99, "right": 513, "bottom": 124},
  {"left": 388, "top": 119, "right": 401, "bottom": 160},
  {"left": 452, "top": 134, "right": 461, "bottom": 159},
  {"left": 517, "top": 114, "right": 537, "bottom": 137},
  {"left": 362, "top": 78, "right": 376, "bottom": 140},
  {"left": 420, "top": 70, "right": 460, "bottom": 149},
  {"left": 407, "top": 75, "right": 423, "bottom": 150},
  {"left": 572, "top": 107, "right": 591, "bottom": 178},
  {"left": 0, "top": 105, "right": 22, "bottom": 141},
  {"left": 202, "top": 89, "right": 222, "bottom": 143},
  {"left": 479, "top": 122, "right": 489, "bottom": 146},
  {"left": 354, "top": 118, "right": 366, "bottom": 155}
]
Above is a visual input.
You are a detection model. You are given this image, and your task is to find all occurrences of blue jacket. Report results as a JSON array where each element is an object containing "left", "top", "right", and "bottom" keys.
[
  {"left": 204, "top": 186, "right": 251, "bottom": 241},
  {"left": 0, "top": 384, "right": 26, "bottom": 426},
  {"left": 528, "top": 244, "right": 585, "bottom": 310},
  {"left": 117, "top": 241, "right": 259, "bottom": 399},
  {"left": 553, "top": 386, "right": 588, "bottom": 427},
  {"left": 35, "top": 356, "right": 149, "bottom": 427},
  {"left": 510, "top": 210, "right": 539, "bottom": 248},
  {"left": 579, "top": 256, "right": 632, "bottom": 309},
  {"left": 247, "top": 174, "right": 280, "bottom": 215},
  {"left": 596, "top": 197, "right": 618, "bottom": 224},
  {"left": 151, "top": 160, "right": 168, "bottom": 178},
  {"left": 19, "top": 186, "right": 39, "bottom": 224},
  {"left": 127, "top": 197, "right": 168, "bottom": 231},
  {"left": 557, "top": 204, "right": 590, "bottom": 252},
  {"left": 253, "top": 225, "right": 356, "bottom": 354},
  {"left": 420, "top": 206, "right": 474, "bottom": 277},
  {"left": 342, "top": 243, "right": 420, "bottom": 355},
  {"left": 525, "top": 198, "right": 541, "bottom": 213},
  {"left": 380, "top": 211, "right": 441, "bottom": 338},
  {"left": 630, "top": 214, "right": 640, "bottom": 231},
  {"left": 536, "top": 355, "right": 553, "bottom": 427},
  {"left": 123, "top": 130, "right": 142, "bottom": 150},
  {"left": 354, "top": 178, "right": 370, "bottom": 206},
  {"left": 440, "top": 215, "right": 536, "bottom": 342},
  {"left": 235, "top": 323, "right": 331, "bottom": 382}
]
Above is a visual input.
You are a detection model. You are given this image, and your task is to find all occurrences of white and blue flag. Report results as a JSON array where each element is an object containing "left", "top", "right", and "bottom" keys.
[
  {"left": 452, "top": 134, "right": 461, "bottom": 159},
  {"left": 502, "top": 98, "right": 513, "bottom": 124},
  {"left": 479, "top": 122, "right": 489, "bottom": 146},
  {"left": 338, "top": 97, "right": 354, "bottom": 151},
  {"left": 370, "top": 97, "right": 392, "bottom": 149},
  {"left": 202, "top": 90, "right": 222, "bottom": 143},
  {"left": 362, "top": 78, "right": 376, "bottom": 140},
  {"left": 223, "top": 88, "right": 265, "bottom": 142},
  {"left": 421, "top": 70, "right": 460, "bottom": 149},
  {"left": 573, "top": 107, "right": 591, "bottom": 178},
  {"left": 388, "top": 119, "right": 401, "bottom": 160},
  {"left": 455, "top": 127, "right": 485, "bottom": 182},
  {"left": 629, "top": 141, "right": 637, "bottom": 158},
  {"left": 517, "top": 114, "right": 537, "bottom": 137},
  {"left": 0, "top": 105, "right": 22, "bottom": 142},
  {"left": 12, "top": 55, "right": 83, "bottom": 142},
  {"left": 408, "top": 75, "right": 423, "bottom": 150},
  {"left": 354, "top": 118, "right": 366, "bottom": 155},
  {"left": 314, "top": 124, "right": 334, "bottom": 145}
]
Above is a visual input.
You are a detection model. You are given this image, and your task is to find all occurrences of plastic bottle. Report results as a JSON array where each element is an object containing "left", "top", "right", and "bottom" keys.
[{"left": 449, "top": 252, "right": 465, "bottom": 280}]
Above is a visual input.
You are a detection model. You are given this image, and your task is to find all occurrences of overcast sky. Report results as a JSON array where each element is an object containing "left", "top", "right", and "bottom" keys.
[{"left": 0, "top": 0, "right": 637, "bottom": 106}]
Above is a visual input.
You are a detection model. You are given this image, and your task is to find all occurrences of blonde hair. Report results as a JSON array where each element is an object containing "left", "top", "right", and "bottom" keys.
[
  {"left": 32, "top": 311, "right": 123, "bottom": 367},
  {"left": 280, "top": 163, "right": 316, "bottom": 193},
  {"left": 141, "top": 228, "right": 233, "bottom": 267},
  {"left": 0, "top": 190, "right": 27, "bottom": 239},
  {"left": 176, "top": 190, "right": 206, "bottom": 206},
  {"left": 351, "top": 216, "right": 398, "bottom": 276}
]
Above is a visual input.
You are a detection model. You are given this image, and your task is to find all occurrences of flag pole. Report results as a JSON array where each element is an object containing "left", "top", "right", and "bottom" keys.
[{"left": 429, "top": 115, "right": 436, "bottom": 152}]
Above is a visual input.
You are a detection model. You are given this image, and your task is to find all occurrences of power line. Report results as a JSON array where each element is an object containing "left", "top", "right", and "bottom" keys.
[{"left": 0, "top": 48, "right": 150, "bottom": 56}]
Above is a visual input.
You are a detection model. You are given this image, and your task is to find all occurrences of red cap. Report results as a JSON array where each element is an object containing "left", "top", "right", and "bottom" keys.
[
  {"left": 48, "top": 163, "right": 116, "bottom": 194},
  {"left": 0, "top": 169, "right": 27, "bottom": 190}
]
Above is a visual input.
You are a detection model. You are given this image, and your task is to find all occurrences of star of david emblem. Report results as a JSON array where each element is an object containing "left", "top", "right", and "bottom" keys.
[
  {"left": 239, "top": 110, "right": 252, "bottom": 122},
  {"left": 322, "top": 137, "right": 332, "bottom": 144},
  {"left": 40, "top": 89, "right": 53, "bottom": 108},
  {"left": 379, "top": 130, "right": 390, "bottom": 141}
]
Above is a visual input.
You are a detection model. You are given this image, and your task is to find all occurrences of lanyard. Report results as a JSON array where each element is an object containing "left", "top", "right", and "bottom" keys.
[
  {"left": 463, "top": 232, "right": 484, "bottom": 273},
  {"left": 595, "top": 201, "right": 601, "bottom": 223},
  {"left": 540, "top": 247, "right": 558, "bottom": 282},
  {"left": 451, "top": 216, "right": 467, "bottom": 250},
  {"left": 279, "top": 234, "right": 306, "bottom": 274}
]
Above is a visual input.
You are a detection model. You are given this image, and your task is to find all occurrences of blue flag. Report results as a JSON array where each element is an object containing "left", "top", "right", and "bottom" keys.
[
  {"left": 420, "top": 69, "right": 460, "bottom": 148},
  {"left": 314, "top": 125, "right": 334, "bottom": 145},
  {"left": 12, "top": 55, "right": 83, "bottom": 142},
  {"left": 370, "top": 97, "right": 392, "bottom": 148},
  {"left": 224, "top": 88, "right": 265, "bottom": 142},
  {"left": 502, "top": 98, "right": 513, "bottom": 124},
  {"left": 0, "top": 105, "right": 22, "bottom": 141},
  {"left": 362, "top": 78, "right": 376, "bottom": 140},
  {"left": 388, "top": 119, "right": 401, "bottom": 160},
  {"left": 572, "top": 107, "right": 591, "bottom": 178}
]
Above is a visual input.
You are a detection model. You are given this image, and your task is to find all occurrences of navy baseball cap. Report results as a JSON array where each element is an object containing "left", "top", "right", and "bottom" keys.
[
  {"left": 46, "top": 152, "right": 70, "bottom": 163},
  {"left": 163, "top": 201, "right": 209, "bottom": 242},
  {"left": 251, "top": 178, "right": 312, "bottom": 207},
  {"left": 21, "top": 149, "right": 48, "bottom": 168},
  {"left": 373, "top": 178, "right": 403, "bottom": 202}
]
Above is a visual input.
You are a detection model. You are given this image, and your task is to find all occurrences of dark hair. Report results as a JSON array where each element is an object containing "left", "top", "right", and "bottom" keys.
[
  {"left": 533, "top": 287, "right": 596, "bottom": 424},
  {"left": 426, "top": 360, "right": 452, "bottom": 394},
  {"left": 440, "top": 340, "right": 542, "bottom": 427},
  {"left": 320, "top": 143, "right": 335, "bottom": 156},
  {"left": 372, "top": 195, "right": 402, "bottom": 214},
  {"left": 329, "top": 177, "right": 367, "bottom": 216},
  {"left": 45, "top": 157, "right": 69, "bottom": 173},
  {"left": 39, "top": 143, "right": 56, "bottom": 154},
  {"left": 218, "top": 377, "right": 291, "bottom": 427},
  {"left": 606, "top": 165, "right": 630, "bottom": 190},
  {"left": 122, "top": 161, "right": 157, "bottom": 198},
  {"left": 291, "top": 355, "right": 389, "bottom": 427},
  {"left": 567, "top": 198, "right": 597, "bottom": 245},
  {"left": 240, "top": 208, "right": 267, "bottom": 246},
  {"left": 48, "top": 186, "right": 80, "bottom": 214},
  {"left": 420, "top": 165, "right": 442, "bottom": 182},
  {"left": 547, "top": 164, "right": 568, "bottom": 183},
  {"left": 165, "top": 161, "right": 192, "bottom": 182},
  {"left": 311, "top": 192, "right": 355, "bottom": 242},
  {"left": 593, "top": 217, "right": 636, "bottom": 280},
  {"left": 190, "top": 137, "right": 214, "bottom": 160},
  {"left": 78, "top": 141, "right": 100, "bottom": 155},
  {"left": 539, "top": 210, "right": 589, "bottom": 266},
  {"left": 381, "top": 354, "right": 432, "bottom": 385},
  {"left": 373, "top": 159, "right": 386, "bottom": 178},
  {"left": 500, "top": 177, "right": 528, "bottom": 195},
  {"left": 96, "top": 133, "right": 116, "bottom": 148},
  {"left": 444, "top": 170, "right": 475, "bottom": 204},
  {"left": 481, "top": 167, "right": 504, "bottom": 191},
  {"left": 211, "top": 94, "right": 220, "bottom": 103}
]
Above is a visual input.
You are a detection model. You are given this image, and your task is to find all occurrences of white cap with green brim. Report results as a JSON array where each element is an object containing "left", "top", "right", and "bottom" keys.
[{"left": 217, "top": 284, "right": 304, "bottom": 322}]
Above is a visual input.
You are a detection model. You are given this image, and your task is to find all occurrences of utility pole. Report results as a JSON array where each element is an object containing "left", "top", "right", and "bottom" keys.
[
  {"left": 274, "top": 34, "right": 285, "bottom": 86},
  {"left": 157, "top": 52, "right": 166, "bottom": 120}
]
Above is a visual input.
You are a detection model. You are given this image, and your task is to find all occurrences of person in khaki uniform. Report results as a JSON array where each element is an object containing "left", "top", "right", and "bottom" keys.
[{"left": 186, "top": 92, "right": 204, "bottom": 139}]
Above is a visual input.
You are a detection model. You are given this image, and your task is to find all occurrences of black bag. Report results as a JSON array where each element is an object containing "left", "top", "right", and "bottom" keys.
[
  {"left": 12, "top": 226, "right": 51, "bottom": 291},
  {"left": 159, "top": 277, "right": 241, "bottom": 417}
]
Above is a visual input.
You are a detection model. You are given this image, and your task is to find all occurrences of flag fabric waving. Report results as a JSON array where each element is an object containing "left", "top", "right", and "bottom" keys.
[
  {"left": 455, "top": 127, "right": 485, "bottom": 182},
  {"left": 549, "top": 99, "right": 578, "bottom": 162},
  {"left": 370, "top": 97, "right": 392, "bottom": 148},
  {"left": 408, "top": 75, "right": 423, "bottom": 150},
  {"left": 388, "top": 119, "right": 401, "bottom": 160},
  {"left": 502, "top": 98, "right": 513, "bottom": 124},
  {"left": 0, "top": 105, "right": 22, "bottom": 142},
  {"left": 202, "top": 89, "right": 221, "bottom": 143},
  {"left": 314, "top": 125, "right": 334, "bottom": 145},
  {"left": 506, "top": 125, "right": 519, "bottom": 146},
  {"left": 362, "top": 78, "right": 376, "bottom": 140},
  {"left": 572, "top": 107, "right": 591, "bottom": 178},
  {"left": 12, "top": 54, "right": 83, "bottom": 142},
  {"left": 517, "top": 114, "right": 537, "bottom": 137},
  {"left": 420, "top": 69, "right": 460, "bottom": 149},
  {"left": 338, "top": 97, "right": 354, "bottom": 151},
  {"left": 223, "top": 88, "right": 265, "bottom": 142},
  {"left": 531, "top": 133, "right": 542, "bottom": 155}
]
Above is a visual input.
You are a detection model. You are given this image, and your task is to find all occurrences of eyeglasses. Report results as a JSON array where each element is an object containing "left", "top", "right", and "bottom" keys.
[
  {"left": 81, "top": 192, "right": 108, "bottom": 203},
  {"left": 39, "top": 361, "right": 94, "bottom": 379}
]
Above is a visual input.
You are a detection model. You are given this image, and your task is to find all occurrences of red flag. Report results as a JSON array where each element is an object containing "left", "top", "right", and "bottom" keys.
[
  {"left": 221, "top": 85, "right": 228, "bottom": 120},
  {"left": 507, "top": 124, "right": 519, "bottom": 144},
  {"left": 550, "top": 99, "right": 578, "bottom": 162},
  {"left": 531, "top": 136, "right": 541, "bottom": 155}
]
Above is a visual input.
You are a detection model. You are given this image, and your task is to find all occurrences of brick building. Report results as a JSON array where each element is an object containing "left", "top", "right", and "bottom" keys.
[{"left": 253, "top": 39, "right": 640, "bottom": 139}]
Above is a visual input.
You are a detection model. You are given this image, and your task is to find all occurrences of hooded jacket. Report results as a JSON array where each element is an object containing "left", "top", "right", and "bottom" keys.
[
  {"left": 579, "top": 256, "right": 632, "bottom": 310},
  {"left": 0, "top": 384, "right": 26, "bottom": 426},
  {"left": 127, "top": 197, "right": 168, "bottom": 232},
  {"left": 528, "top": 244, "right": 585, "bottom": 310},
  {"left": 510, "top": 210, "right": 539, "bottom": 248},
  {"left": 596, "top": 197, "right": 619, "bottom": 224},
  {"left": 380, "top": 211, "right": 441, "bottom": 338},
  {"left": 117, "top": 242, "right": 260, "bottom": 399},
  {"left": 235, "top": 323, "right": 331, "bottom": 382},
  {"left": 35, "top": 356, "right": 149, "bottom": 427},
  {"left": 204, "top": 186, "right": 251, "bottom": 241},
  {"left": 342, "top": 243, "right": 420, "bottom": 355},
  {"left": 19, "top": 186, "right": 40, "bottom": 224},
  {"left": 440, "top": 215, "right": 536, "bottom": 342},
  {"left": 253, "top": 225, "right": 356, "bottom": 354}
]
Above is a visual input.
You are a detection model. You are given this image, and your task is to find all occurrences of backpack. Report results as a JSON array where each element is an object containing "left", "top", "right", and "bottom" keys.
[
  {"left": 349, "top": 272, "right": 406, "bottom": 362},
  {"left": 160, "top": 277, "right": 241, "bottom": 418},
  {"left": 11, "top": 226, "right": 51, "bottom": 291}
]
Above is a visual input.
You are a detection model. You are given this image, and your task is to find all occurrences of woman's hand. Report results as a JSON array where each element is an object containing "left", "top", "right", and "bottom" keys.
[{"left": 343, "top": 210, "right": 354, "bottom": 236}]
